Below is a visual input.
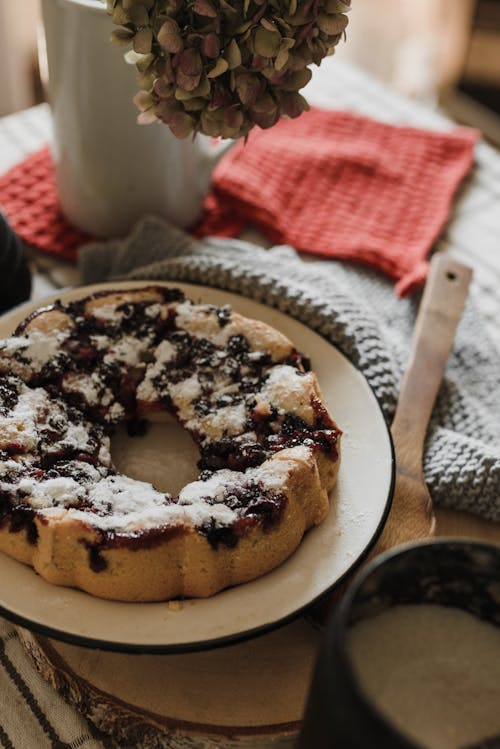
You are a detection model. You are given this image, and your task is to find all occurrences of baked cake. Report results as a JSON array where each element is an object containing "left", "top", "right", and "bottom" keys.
[{"left": 0, "top": 286, "right": 341, "bottom": 601}]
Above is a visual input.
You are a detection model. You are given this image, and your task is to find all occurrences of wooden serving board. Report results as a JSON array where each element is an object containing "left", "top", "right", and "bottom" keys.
[
  {"left": 17, "top": 509, "right": 500, "bottom": 749},
  {"left": 18, "top": 617, "right": 321, "bottom": 748}
]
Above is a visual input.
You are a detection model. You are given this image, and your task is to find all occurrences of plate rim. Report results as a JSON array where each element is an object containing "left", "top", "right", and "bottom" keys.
[{"left": 0, "top": 280, "right": 395, "bottom": 653}]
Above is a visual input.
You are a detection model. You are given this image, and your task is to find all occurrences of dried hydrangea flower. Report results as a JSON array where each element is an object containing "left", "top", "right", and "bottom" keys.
[{"left": 106, "top": 0, "right": 350, "bottom": 139}]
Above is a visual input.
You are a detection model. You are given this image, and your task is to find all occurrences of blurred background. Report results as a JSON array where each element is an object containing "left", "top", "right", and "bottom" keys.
[{"left": 0, "top": 0, "right": 499, "bottom": 146}]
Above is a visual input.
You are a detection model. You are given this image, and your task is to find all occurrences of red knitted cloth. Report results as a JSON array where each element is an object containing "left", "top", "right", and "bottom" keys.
[
  {"left": 194, "top": 109, "right": 479, "bottom": 296},
  {"left": 0, "top": 146, "right": 89, "bottom": 262}
]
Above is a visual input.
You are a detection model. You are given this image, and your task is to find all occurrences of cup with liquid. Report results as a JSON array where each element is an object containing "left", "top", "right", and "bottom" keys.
[{"left": 299, "top": 540, "right": 500, "bottom": 749}]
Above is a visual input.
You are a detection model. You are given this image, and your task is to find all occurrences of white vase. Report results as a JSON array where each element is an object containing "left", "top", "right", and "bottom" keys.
[{"left": 41, "top": 0, "right": 223, "bottom": 237}]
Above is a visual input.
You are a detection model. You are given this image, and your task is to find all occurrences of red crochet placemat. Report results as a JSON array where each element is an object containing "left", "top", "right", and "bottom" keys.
[
  {"left": 0, "top": 146, "right": 90, "bottom": 262},
  {"left": 194, "top": 108, "right": 479, "bottom": 296}
]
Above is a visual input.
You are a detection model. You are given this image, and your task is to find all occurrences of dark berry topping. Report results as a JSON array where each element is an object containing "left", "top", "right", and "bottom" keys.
[
  {"left": 199, "top": 470, "right": 214, "bottom": 481},
  {"left": 200, "top": 519, "right": 239, "bottom": 549},
  {"left": 216, "top": 306, "right": 232, "bottom": 327},
  {"left": 227, "top": 334, "right": 250, "bottom": 357},
  {"left": 0, "top": 376, "right": 19, "bottom": 416},
  {"left": 85, "top": 543, "right": 108, "bottom": 573}
]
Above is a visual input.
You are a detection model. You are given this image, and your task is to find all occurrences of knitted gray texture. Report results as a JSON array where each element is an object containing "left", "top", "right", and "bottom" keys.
[{"left": 79, "top": 216, "right": 500, "bottom": 521}]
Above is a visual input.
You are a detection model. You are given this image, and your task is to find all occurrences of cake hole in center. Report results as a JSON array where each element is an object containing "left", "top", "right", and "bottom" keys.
[{"left": 111, "top": 418, "right": 200, "bottom": 496}]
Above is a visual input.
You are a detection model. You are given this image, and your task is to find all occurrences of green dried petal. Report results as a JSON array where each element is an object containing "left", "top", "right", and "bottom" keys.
[
  {"left": 274, "top": 47, "right": 289, "bottom": 71},
  {"left": 260, "top": 18, "right": 278, "bottom": 32},
  {"left": 157, "top": 19, "right": 183, "bottom": 54},
  {"left": 133, "top": 89, "right": 154, "bottom": 111},
  {"left": 281, "top": 90, "right": 309, "bottom": 118},
  {"left": 129, "top": 5, "right": 149, "bottom": 26},
  {"left": 175, "top": 75, "right": 210, "bottom": 100},
  {"left": 182, "top": 97, "right": 207, "bottom": 111},
  {"left": 279, "top": 67, "right": 312, "bottom": 91},
  {"left": 153, "top": 77, "right": 172, "bottom": 97},
  {"left": 207, "top": 57, "right": 229, "bottom": 78},
  {"left": 279, "top": 37, "right": 296, "bottom": 51},
  {"left": 169, "top": 111, "right": 196, "bottom": 138},
  {"left": 200, "top": 107, "right": 226, "bottom": 137},
  {"left": 133, "top": 27, "right": 153, "bottom": 54},
  {"left": 176, "top": 71, "right": 202, "bottom": 92},
  {"left": 125, "top": 49, "right": 155, "bottom": 72},
  {"left": 260, "top": 66, "right": 285, "bottom": 83},
  {"left": 284, "top": 7, "right": 311, "bottom": 26},
  {"left": 193, "top": 0, "right": 217, "bottom": 17},
  {"left": 110, "top": 27, "right": 135, "bottom": 45},
  {"left": 178, "top": 48, "right": 203, "bottom": 76},
  {"left": 137, "top": 108, "right": 158, "bottom": 124},
  {"left": 202, "top": 32, "right": 220, "bottom": 58},
  {"left": 325, "top": 0, "right": 351, "bottom": 11},
  {"left": 165, "top": 0, "right": 183, "bottom": 12},
  {"left": 316, "top": 12, "right": 348, "bottom": 35},
  {"left": 110, "top": 7, "right": 131, "bottom": 26},
  {"left": 234, "top": 20, "right": 252, "bottom": 34},
  {"left": 224, "top": 105, "right": 244, "bottom": 130},
  {"left": 219, "top": 0, "right": 237, "bottom": 14},
  {"left": 235, "top": 73, "right": 262, "bottom": 106},
  {"left": 155, "top": 96, "right": 181, "bottom": 122},
  {"left": 137, "top": 71, "right": 156, "bottom": 90},
  {"left": 253, "top": 27, "right": 281, "bottom": 57},
  {"left": 123, "top": 0, "right": 154, "bottom": 9},
  {"left": 211, "top": 80, "right": 233, "bottom": 107},
  {"left": 249, "top": 93, "right": 279, "bottom": 129},
  {"left": 225, "top": 39, "right": 242, "bottom": 69}
]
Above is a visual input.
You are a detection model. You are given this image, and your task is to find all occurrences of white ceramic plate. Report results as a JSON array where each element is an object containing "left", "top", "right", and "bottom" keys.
[{"left": 0, "top": 281, "right": 394, "bottom": 652}]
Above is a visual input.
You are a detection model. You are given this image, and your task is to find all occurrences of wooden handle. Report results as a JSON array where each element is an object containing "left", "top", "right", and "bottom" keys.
[
  {"left": 368, "top": 254, "right": 474, "bottom": 555},
  {"left": 391, "top": 254, "right": 473, "bottom": 478}
]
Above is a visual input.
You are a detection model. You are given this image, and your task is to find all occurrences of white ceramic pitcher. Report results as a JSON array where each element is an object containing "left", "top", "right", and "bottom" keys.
[{"left": 41, "top": 0, "right": 223, "bottom": 237}]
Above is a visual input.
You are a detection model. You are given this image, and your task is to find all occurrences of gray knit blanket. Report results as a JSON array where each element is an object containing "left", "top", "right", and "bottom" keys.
[{"left": 79, "top": 216, "right": 500, "bottom": 521}]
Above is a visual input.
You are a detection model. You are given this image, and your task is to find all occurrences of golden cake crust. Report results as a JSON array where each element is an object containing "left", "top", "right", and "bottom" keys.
[{"left": 0, "top": 286, "right": 341, "bottom": 601}]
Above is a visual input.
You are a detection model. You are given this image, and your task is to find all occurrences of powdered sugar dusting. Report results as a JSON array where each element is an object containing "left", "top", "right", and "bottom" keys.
[
  {"left": 259, "top": 365, "right": 315, "bottom": 422},
  {"left": 170, "top": 375, "right": 203, "bottom": 407},
  {"left": 92, "top": 303, "right": 124, "bottom": 321},
  {"left": 0, "top": 387, "right": 53, "bottom": 451},
  {"left": 19, "top": 476, "right": 86, "bottom": 509},
  {"left": 175, "top": 301, "right": 234, "bottom": 347},
  {"left": 249, "top": 445, "right": 312, "bottom": 490},
  {"left": 104, "top": 336, "right": 145, "bottom": 367},
  {"left": 190, "top": 402, "right": 248, "bottom": 440},
  {"left": 0, "top": 459, "right": 24, "bottom": 478},
  {"left": 62, "top": 373, "right": 102, "bottom": 406},
  {"left": 137, "top": 339, "right": 177, "bottom": 402},
  {"left": 0, "top": 331, "right": 67, "bottom": 370}
]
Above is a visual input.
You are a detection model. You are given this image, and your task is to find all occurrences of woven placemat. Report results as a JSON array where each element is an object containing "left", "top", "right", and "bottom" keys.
[{"left": 0, "top": 146, "right": 90, "bottom": 261}]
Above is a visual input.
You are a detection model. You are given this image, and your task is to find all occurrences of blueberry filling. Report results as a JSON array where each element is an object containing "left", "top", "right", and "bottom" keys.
[
  {"left": 0, "top": 494, "right": 38, "bottom": 545},
  {"left": 0, "top": 377, "right": 20, "bottom": 416},
  {"left": 216, "top": 305, "right": 232, "bottom": 327},
  {"left": 200, "top": 483, "right": 286, "bottom": 549},
  {"left": 85, "top": 542, "right": 108, "bottom": 573}
]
